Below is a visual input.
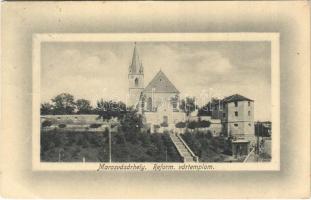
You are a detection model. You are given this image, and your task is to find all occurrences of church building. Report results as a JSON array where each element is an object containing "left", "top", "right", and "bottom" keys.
[
  {"left": 128, "top": 43, "right": 186, "bottom": 132},
  {"left": 127, "top": 43, "right": 255, "bottom": 141}
]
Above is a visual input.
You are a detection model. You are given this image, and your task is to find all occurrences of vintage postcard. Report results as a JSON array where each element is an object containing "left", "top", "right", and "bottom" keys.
[
  {"left": 2, "top": 1, "right": 310, "bottom": 198},
  {"left": 33, "top": 33, "right": 280, "bottom": 171}
]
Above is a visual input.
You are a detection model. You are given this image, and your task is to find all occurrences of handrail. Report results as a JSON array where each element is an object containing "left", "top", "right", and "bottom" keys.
[
  {"left": 169, "top": 134, "right": 186, "bottom": 162},
  {"left": 176, "top": 133, "right": 199, "bottom": 162},
  {"left": 243, "top": 147, "right": 255, "bottom": 163}
]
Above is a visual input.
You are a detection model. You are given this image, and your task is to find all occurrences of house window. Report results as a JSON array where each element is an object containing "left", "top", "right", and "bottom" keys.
[
  {"left": 235, "top": 111, "right": 238, "bottom": 117},
  {"left": 234, "top": 101, "right": 238, "bottom": 107},
  {"left": 248, "top": 101, "right": 251, "bottom": 106},
  {"left": 170, "top": 95, "right": 178, "bottom": 110},
  {"left": 172, "top": 102, "right": 177, "bottom": 109},
  {"left": 234, "top": 123, "right": 238, "bottom": 127},
  {"left": 248, "top": 111, "right": 251, "bottom": 116},
  {"left": 163, "top": 116, "right": 168, "bottom": 124},
  {"left": 223, "top": 113, "right": 226, "bottom": 117},
  {"left": 134, "top": 78, "right": 139, "bottom": 86}
]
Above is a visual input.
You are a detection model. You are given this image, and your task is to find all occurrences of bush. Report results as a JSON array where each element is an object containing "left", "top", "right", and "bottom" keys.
[
  {"left": 163, "top": 130, "right": 169, "bottom": 134},
  {"left": 160, "top": 122, "right": 168, "bottom": 127},
  {"left": 199, "top": 120, "right": 211, "bottom": 128},
  {"left": 89, "top": 123, "right": 102, "bottom": 128},
  {"left": 181, "top": 131, "right": 225, "bottom": 162},
  {"left": 40, "top": 129, "right": 182, "bottom": 162},
  {"left": 42, "top": 120, "right": 53, "bottom": 128},
  {"left": 154, "top": 124, "right": 160, "bottom": 129},
  {"left": 58, "top": 124, "right": 66, "bottom": 128},
  {"left": 175, "top": 121, "right": 186, "bottom": 128},
  {"left": 187, "top": 121, "right": 198, "bottom": 130}
]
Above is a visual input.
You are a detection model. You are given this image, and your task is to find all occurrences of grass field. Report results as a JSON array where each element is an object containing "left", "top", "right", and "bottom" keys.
[{"left": 41, "top": 129, "right": 182, "bottom": 162}]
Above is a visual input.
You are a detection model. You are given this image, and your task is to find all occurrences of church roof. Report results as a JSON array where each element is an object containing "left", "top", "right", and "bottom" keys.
[
  {"left": 129, "top": 43, "right": 143, "bottom": 74},
  {"left": 144, "top": 70, "right": 179, "bottom": 93}
]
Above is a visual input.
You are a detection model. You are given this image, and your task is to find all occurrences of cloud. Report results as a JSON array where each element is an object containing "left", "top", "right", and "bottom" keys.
[
  {"left": 41, "top": 42, "right": 271, "bottom": 120},
  {"left": 41, "top": 45, "right": 129, "bottom": 104},
  {"left": 190, "top": 51, "right": 233, "bottom": 74},
  {"left": 139, "top": 44, "right": 234, "bottom": 94}
]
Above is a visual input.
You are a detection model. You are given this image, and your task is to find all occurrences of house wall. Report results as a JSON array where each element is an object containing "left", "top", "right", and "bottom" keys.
[
  {"left": 223, "top": 101, "right": 255, "bottom": 138},
  {"left": 208, "top": 120, "right": 222, "bottom": 137},
  {"left": 144, "top": 108, "right": 186, "bottom": 133},
  {"left": 129, "top": 88, "right": 143, "bottom": 107},
  {"left": 189, "top": 116, "right": 222, "bottom": 136},
  {"left": 143, "top": 92, "right": 178, "bottom": 111}
]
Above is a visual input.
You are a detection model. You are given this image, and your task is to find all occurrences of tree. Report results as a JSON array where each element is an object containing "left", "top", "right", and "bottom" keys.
[
  {"left": 199, "top": 120, "right": 211, "bottom": 129},
  {"left": 187, "top": 121, "right": 198, "bottom": 131},
  {"left": 175, "top": 121, "right": 186, "bottom": 129},
  {"left": 42, "top": 120, "right": 53, "bottom": 127},
  {"left": 140, "top": 94, "right": 146, "bottom": 112},
  {"left": 120, "top": 108, "right": 143, "bottom": 144},
  {"left": 160, "top": 122, "right": 168, "bottom": 127},
  {"left": 95, "top": 99, "right": 126, "bottom": 121},
  {"left": 255, "top": 123, "right": 271, "bottom": 137},
  {"left": 198, "top": 103, "right": 212, "bottom": 116},
  {"left": 51, "top": 93, "right": 76, "bottom": 115},
  {"left": 41, "top": 102, "right": 53, "bottom": 115},
  {"left": 179, "top": 97, "right": 197, "bottom": 116},
  {"left": 76, "top": 99, "right": 93, "bottom": 114},
  {"left": 175, "top": 121, "right": 186, "bottom": 134}
]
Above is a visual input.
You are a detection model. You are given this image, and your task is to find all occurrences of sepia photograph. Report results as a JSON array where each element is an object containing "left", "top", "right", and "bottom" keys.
[
  {"left": 34, "top": 33, "right": 279, "bottom": 170},
  {"left": 2, "top": 1, "right": 309, "bottom": 198}
]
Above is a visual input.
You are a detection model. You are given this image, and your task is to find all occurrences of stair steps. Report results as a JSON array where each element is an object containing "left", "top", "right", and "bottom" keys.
[{"left": 169, "top": 133, "right": 199, "bottom": 162}]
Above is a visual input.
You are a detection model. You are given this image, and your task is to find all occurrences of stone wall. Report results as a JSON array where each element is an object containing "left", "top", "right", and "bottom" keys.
[
  {"left": 144, "top": 110, "right": 186, "bottom": 133},
  {"left": 41, "top": 114, "right": 102, "bottom": 124}
]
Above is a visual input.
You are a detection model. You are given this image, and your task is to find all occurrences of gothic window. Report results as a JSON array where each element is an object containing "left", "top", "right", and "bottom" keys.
[
  {"left": 235, "top": 111, "right": 238, "bottom": 117},
  {"left": 163, "top": 116, "right": 168, "bottom": 123},
  {"left": 170, "top": 95, "right": 178, "bottom": 110},
  {"left": 147, "top": 97, "right": 152, "bottom": 111},
  {"left": 135, "top": 78, "right": 139, "bottom": 86},
  {"left": 234, "top": 101, "right": 238, "bottom": 107}
]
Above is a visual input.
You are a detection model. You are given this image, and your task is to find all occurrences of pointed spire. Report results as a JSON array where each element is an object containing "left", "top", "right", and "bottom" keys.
[{"left": 129, "top": 42, "right": 143, "bottom": 74}]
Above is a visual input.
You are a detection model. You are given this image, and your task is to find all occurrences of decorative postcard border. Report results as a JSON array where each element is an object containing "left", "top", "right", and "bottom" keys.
[{"left": 32, "top": 33, "right": 280, "bottom": 171}]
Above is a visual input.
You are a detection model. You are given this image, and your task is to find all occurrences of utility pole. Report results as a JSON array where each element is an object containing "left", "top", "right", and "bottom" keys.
[
  {"left": 256, "top": 122, "right": 259, "bottom": 154},
  {"left": 58, "top": 150, "right": 61, "bottom": 162},
  {"left": 109, "top": 126, "right": 112, "bottom": 163}
]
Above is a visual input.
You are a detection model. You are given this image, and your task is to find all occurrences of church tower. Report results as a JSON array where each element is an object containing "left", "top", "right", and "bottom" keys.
[{"left": 128, "top": 43, "right": 144, "bottom": 107}]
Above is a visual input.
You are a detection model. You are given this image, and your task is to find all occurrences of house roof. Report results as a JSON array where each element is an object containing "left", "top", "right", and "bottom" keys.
[
  {"left": 143, "top": 70, "right": 179, "bottom": 93},
  {"left": 129, "top": 43, "right": 143, "bottom": 74},
  {"left": 222, "top": 94, "right": 253, "bottom": 103}
]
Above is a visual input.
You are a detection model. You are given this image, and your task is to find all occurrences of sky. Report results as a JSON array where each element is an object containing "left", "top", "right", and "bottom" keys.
[{"left": 41, "top": 41, "right": 271, "bottom": 121}]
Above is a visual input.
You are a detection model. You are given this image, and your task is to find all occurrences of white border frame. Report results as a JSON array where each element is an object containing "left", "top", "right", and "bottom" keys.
[{"left": 32, "top": 33, "right": 280, "bottom": 171}]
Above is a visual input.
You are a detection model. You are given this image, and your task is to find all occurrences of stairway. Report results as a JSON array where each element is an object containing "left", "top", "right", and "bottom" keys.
[
  {"left": 170, "top": 133, "right": 198, "bottom": 162},
  {"left": 243, "top": 148, "right": 258, "bottom": 162}
]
